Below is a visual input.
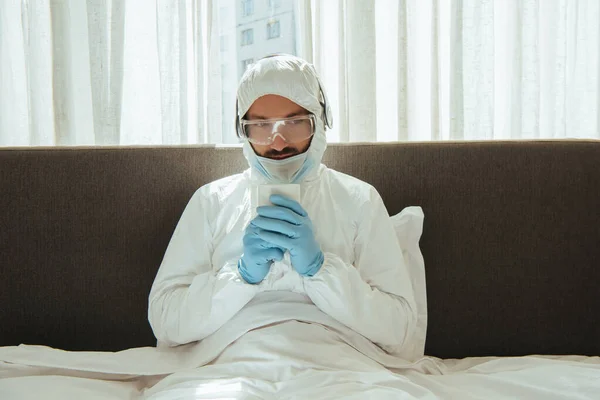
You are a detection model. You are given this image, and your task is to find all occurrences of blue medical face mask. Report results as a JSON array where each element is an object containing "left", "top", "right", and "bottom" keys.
[
  {"left": 242, "top": 118, "right": 328, "bottom": 185},
  {"left": 251, "top": 150, "right": 312, "bottom": 184}
]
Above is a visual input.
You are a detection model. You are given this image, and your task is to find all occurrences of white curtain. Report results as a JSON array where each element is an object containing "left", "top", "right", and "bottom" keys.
[
  {"left": 1, "top": 0, "right": 599, "bottom": 146},
  {"left": 308, "top": 0, "right": 600, "bottom": 142},
  {"left": 0, "top": 0, "right": 222, "bottom": 146}
]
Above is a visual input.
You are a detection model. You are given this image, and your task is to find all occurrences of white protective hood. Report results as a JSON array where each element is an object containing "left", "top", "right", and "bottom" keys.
[{"left": 236, "top": 54, "right": 333, "bottom": 184}]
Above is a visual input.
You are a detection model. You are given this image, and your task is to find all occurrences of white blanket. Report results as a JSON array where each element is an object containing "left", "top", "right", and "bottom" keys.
[
  {"left": 3, "top": 354, "right": 599, "bottom": 399},
  {"left": 2, "top": 292, "right": 599, "bottom": 399}
]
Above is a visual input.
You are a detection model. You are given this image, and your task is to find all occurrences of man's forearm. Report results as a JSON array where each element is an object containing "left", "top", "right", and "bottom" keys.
[
  {"left": 303, "top": 252, "right": 417, "bottom": 355},
  {"left": 148, "top": 262, "right": 259, "bottom": 346}
]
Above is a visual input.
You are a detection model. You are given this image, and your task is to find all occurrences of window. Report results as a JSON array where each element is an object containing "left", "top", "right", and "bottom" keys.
[
  {"left": 268, "top": 0, "right": 281, "bottom": 8},
  {"left": 267, "top": 20, "right": 280, "bottom": 39},
  {"left": 242, "top": 0, "right": 254, "bottom": 17},
  {"left": 241, "top": 59, "right": 254, "bottom": 74},
  {"left": 220, "top": 35, "right": 228, "bottom": 52},
  {"left": 241, "top": 28, "right": 254, "bottom": 46}
]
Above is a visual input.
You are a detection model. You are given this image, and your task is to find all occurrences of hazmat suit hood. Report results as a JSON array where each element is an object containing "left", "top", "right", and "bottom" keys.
[{"left": 236, "top": 54, "right": 333, "bottom": 184}]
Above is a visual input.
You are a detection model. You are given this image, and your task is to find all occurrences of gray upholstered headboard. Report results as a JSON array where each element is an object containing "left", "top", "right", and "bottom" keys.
[{"left": 1, "top": 140, "right": 599, "bottom": 359}]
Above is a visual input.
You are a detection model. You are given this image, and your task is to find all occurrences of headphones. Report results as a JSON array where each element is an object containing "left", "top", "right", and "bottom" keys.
[{"left": 235, "top": 54, "right": 333, "bottom": 139}]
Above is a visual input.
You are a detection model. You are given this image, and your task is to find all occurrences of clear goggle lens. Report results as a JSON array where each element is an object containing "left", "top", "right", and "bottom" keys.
[{"left": 241, "top": 114, "right": 316, "bottom": 145}]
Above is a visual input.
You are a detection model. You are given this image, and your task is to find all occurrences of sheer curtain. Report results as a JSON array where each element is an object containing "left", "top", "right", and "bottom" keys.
[
  {"left": 0, "top": 0, "right": 222, "bottom": 146},
  {"left": 308, "top": 0, "right": 600, "bottom": 142},
  {"left": 1, "top": 0, "right": 599, "bottom": 146}
]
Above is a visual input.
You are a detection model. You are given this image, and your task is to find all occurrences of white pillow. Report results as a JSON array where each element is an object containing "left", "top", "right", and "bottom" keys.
[{"left": 390, "top": 206, "right": 427, "bottom": 361}]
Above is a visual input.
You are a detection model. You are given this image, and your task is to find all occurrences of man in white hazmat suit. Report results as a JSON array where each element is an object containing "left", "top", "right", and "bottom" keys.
[{"left": 147, "top": 54, "right": 419, "bottom": 381}]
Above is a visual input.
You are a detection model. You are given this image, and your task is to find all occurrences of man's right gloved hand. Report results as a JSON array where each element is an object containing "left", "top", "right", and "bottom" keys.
[{"left": 238, "top": 225, "right": 285, "bottom": 284}]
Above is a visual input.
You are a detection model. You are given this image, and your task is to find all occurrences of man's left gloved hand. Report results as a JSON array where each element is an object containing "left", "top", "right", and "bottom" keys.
[{"left": 250, "top": 194, "right": 324, "bottom": 277}]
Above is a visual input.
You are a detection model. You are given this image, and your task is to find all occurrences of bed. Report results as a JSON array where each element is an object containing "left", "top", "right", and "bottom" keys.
[{"left": 1, "top": 141, "right": 599, "bottom": 398}]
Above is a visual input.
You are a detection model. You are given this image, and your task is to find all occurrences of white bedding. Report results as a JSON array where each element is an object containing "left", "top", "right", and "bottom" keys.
[
  {"left": 2, "top": 293, "right": 599, "bottom": 399},
  {"left": 3, "top": 357, "right": 599, "bottom": 400},
  {"left": 2, "top": 319, "right": 599, "bottom": 399}
]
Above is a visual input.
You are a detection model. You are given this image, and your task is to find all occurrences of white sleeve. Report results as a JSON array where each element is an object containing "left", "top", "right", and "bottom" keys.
[
  {"left": 148, "top": 188, "right": 259, "bottom": 347},
  {"left": 302, "top": 187, "right": 418, "bottom": 357}
]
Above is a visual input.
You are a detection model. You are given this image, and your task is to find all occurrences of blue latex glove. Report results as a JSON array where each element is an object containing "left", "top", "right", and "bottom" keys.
[
  {"left": 251, "top": 194, "right": 324, "bottom": 277},
  {"left": 239, "top": 224, "right": 285, "bottom": 284}
]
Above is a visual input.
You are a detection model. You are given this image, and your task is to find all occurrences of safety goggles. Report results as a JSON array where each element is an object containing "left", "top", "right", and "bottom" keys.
[{"left": 240, "top": 114, "right": 316, "bottom": 145}]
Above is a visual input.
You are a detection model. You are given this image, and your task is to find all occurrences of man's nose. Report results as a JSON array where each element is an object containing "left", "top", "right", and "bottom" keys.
[{"left": 269, "top": 134, "right": 287, "bottom": 152}]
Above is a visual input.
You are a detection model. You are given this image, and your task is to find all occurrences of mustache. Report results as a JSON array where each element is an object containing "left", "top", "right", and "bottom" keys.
[{"left": 264, "top": 148, "right": 299, "bottom": 158}]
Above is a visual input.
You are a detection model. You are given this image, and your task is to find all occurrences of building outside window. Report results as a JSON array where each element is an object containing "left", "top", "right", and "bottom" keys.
[
  {"left": 219, "top": 7, "right": 228, "bottom": 26},
  {"left": 267, "top": 20, "right": 280, "bottom": 39},
  {"left": 241, "top": 28, "right": 254, "bottom": 46},
  {"left": 242, "top": 0, "right": 254, "bottom": 17},
  {"left": 241, "top": 58, "right": 254, "bottom": 74},
  {"left": 268, "top": 0, "right": 281, "bottom": 8}
]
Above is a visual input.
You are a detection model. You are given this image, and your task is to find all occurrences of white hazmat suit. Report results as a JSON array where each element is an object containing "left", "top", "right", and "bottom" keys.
[{"left": 147, "top": 56, "right": 419, "bottom": 387}]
